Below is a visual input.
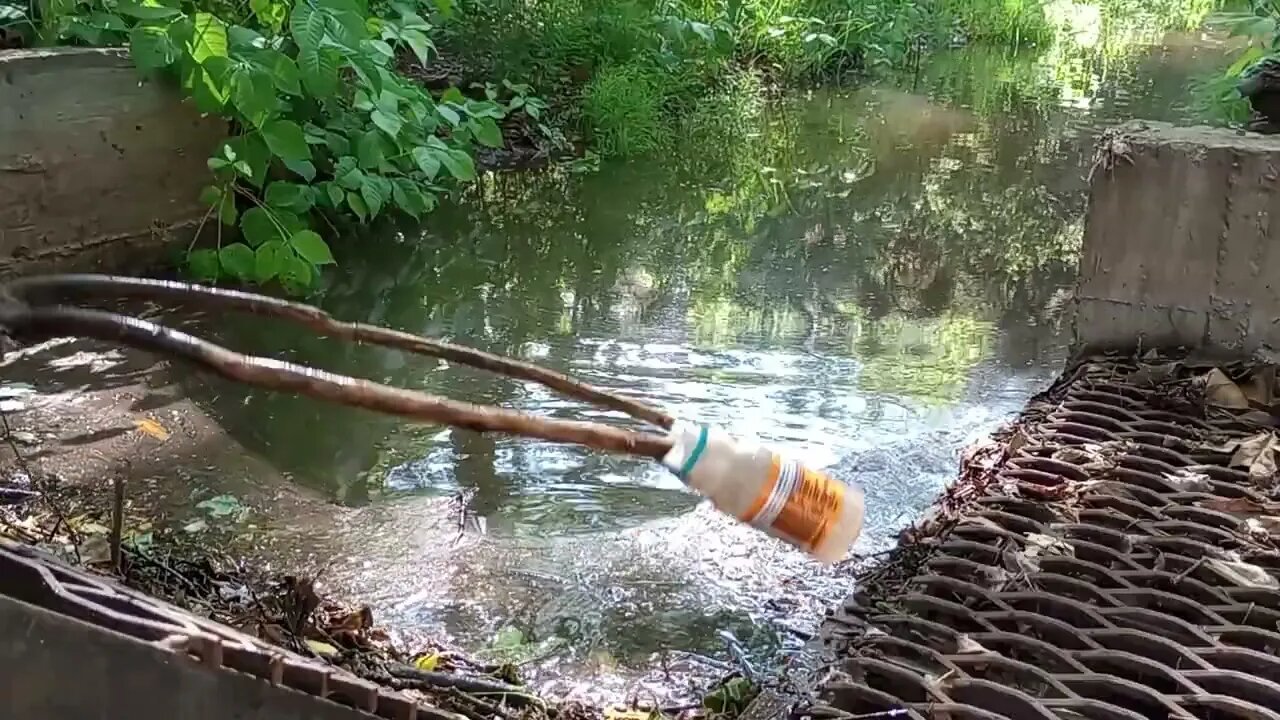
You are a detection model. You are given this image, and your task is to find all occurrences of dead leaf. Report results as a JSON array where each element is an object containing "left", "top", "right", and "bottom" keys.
[
  {"left": 1230, "top": 433, "right": 1280, "bottom": 487},
  {"left": 134, "top": 417, "right": 170, "bottom": 441},
  {"left": 1204, "top": 558, "right": 1279, "bottom": 588},
  {"left": 79, "top": 536, "right": 112, "bottom": 565},
  {"left": 1205, "top": 368, "right": 1250, "bottom": 408},
  {"left": 1198, "top": 497, "right": 1272, "bottom": 516},
  {"left": 1243, "top": 366, "right": 1279, "bottom": 405},
  {"left": 604, "top": 707, "right": 656, "bottom": 720},
  {"left": 1245, "top": 516, "right": 1280, "bottom": 541},
  {"left": 1163, "top": 470, "right": 1214, "bottom": 493},
  {"left": 305, "top": 639, "right": 340, "bottom": 657},
  {"left": 413, "top": 652, "right": 441, "bottom": 671},
  {"left": 954, "top": 634, "right": 989, "bottom": 654}
]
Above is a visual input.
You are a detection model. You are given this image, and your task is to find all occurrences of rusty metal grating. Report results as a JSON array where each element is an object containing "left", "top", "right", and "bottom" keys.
[
  {"left": 810, "top": 354, "right": 1280, "bottom": 720},
  {"left": 0, "top": 539, "right": 422, "bottom": 719}
]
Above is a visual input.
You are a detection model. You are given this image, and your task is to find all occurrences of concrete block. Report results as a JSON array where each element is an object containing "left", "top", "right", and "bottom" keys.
[
  {"left": 1075, "top": 121, "right": 1280, "bottom": 353},
  {"left": 0, "top": 48, "right": 225, "bottom": 275}
]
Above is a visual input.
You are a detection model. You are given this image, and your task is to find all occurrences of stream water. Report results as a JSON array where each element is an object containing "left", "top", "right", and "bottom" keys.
[{"left": 9, "top": 11, "right": 1245, "bottom": 705}]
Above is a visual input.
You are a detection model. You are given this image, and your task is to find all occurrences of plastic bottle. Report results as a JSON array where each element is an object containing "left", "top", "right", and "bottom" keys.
[{"left": 661, "top": 421, "right": 865, "bottom": 564}]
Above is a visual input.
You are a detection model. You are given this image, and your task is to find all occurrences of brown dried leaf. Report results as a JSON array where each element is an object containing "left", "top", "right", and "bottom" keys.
[
  {"left": 134, "top": 417, "right": 170, "bottom": 441},
  {"left": 1243, "top": 366, "right": 1279, "bottom": 405},
  {"left": 1230, "top": 432, "right": 1280, "bottom": 487},
  {"left": 1205, "top": 368, "right": 1250, "bottom": 408},
  {"left": 1198, "top": 497, "right": 1272, "bottom": 516},
  {"left": 1204, "top": 558, "right": 1279, "bottom": 588},
  {"left": 954, "top": 634, "right": 989, "bottom": 654}
]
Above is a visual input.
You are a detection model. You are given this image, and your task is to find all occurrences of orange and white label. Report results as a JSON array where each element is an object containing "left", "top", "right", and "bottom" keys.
[{"left": 741, "top": 457, "right": 845, "bottom": 551}]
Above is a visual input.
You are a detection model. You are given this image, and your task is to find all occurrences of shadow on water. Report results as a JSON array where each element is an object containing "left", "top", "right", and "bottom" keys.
[{"left": 153, "top": 27, "right": 1235, "bottom": 699}]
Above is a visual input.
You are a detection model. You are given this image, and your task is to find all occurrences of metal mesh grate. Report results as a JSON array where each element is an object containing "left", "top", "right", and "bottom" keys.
[
  {"left": 811, "top": 355, "right": 1280, "bottom": 720},
  {"left": 0, "top": 539, "right": 420, "bottom": 719}
]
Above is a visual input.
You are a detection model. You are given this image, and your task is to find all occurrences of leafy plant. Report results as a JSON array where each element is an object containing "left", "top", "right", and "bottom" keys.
[{"left": 20, "top": 0, "right": 518, "bottom": 290}]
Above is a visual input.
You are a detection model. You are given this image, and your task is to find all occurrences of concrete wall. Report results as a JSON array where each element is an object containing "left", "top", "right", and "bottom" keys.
[
  {"left": 1074, "top": 120, "right": 1280, "bottom": 354},
  {"left": 0, "top": 48, "right": 224, "bottom": 276}
]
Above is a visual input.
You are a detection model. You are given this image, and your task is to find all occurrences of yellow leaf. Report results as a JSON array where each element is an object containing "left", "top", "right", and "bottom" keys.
[
  {"left": 305, "top": 639, "right": 340, "bottom": 657},
  {"left": 134, "top": 417, "right": 170, "bottom": 441},
  {"left": 413, "top": 652, "right": 441, "bottom": 671},
  {"left": 604, "top": 707, "right": 655, "bottom": 720}
]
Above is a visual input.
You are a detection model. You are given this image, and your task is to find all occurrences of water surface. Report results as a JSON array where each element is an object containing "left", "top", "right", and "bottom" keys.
[{"left": 94, "top": 23, "right": 1251, "bottom": 701}]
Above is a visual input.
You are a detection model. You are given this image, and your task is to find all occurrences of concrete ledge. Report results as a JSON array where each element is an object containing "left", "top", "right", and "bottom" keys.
[
  {"left": 0, "top": 47, "right": 225, "bottom": 275},
  {"left": 1074, "top": 120, "right": 1280, "bottom": 353}
]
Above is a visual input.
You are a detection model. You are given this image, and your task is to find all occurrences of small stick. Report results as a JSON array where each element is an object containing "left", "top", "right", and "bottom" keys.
[{"left": 110, "top": 473, "right": 124, "bottom": 572}]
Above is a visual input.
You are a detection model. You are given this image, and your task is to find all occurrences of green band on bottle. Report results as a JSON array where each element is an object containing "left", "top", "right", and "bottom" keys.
[{"left": 679, "top": 425, "right": 709, "bottom": 480}]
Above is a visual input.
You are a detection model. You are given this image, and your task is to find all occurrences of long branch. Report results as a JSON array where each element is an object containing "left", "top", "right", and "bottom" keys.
[
  {"left": 0, "top": 305, "right": 673, "bottom": 460},
  {"left": 6, "top": 274, "right": 673, "bottom": 429}
]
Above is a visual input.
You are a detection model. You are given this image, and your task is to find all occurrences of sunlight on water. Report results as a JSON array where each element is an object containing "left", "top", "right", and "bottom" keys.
[{"left": 158, "top": 15, "right": 1241, "bottom": 702}]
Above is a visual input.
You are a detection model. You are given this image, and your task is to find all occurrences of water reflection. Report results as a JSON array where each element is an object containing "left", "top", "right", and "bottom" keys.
[{"left": 167, "top": 32, "right": 1235, "bottom": 696}]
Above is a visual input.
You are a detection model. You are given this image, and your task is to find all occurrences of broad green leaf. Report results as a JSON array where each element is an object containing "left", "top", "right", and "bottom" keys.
[
  {"left": 228, "top": 24, "right": 265, "bottom": 49},
  {"left": 348, "top": 53, "right": 382, "bottom": 95},
  {"left": 298, "top": 46, "right": 341, "bottom": 97},
  {"left": 201, "top": 184, "right": 238, "bottom": 225},
  {"left": 391, "top": 177, "right": 431, "bottom": 218},
  {"left": 347, "top": 191, "right": 369, "bottom": 221},
  {"left": 261, "top": 50, "right": 301, "bottom": 95},
  {"left": 116, "top": 0, "right": 181, "bottom": 20},
  {"left": 436, "top": 103, "right": 460, "bottom": 126},
  {"left": 411, "top": 146, "right": 440, "bottom": 179},
  {"left": 369, "top": 39, "right": 395, "bottom": 60},
  {"left": 219, "top": 243, "right": 256, "bottom": 281},
  {"left": 240, "top": 207, "right": 282, "bottom": 247},
  {"left": 371, "top": 109, "right": 402, "bottom": 138},
  {"left": 440, "top": 149, "right": 475, "bottom": 181},
  {"left": 129, "top": 26, "right": 178, "bottom": 71},
  {"left": 440, "top": 87, "right": 465, "bottom": 104},
  {"left": 473, "top": 117, "right": 503, "bottom": 148},
  {"left": 283, "top": 158, "right": 317, "bottom": 181},
  {"left": 281, "top": 254, "right": 315, "bottom": 291},
  {"left": 360, "top": 175, "right": 389, "bottom": 217},
  {"left": 289, "top": 0, "right": 324, "bottom": 52},
  {"left": 265, "top": 182, "right": 313, "bottom": 213},
  {"left": 254, "top": 239, "right": 287, "bottom": 282},
  {"left": 430, "top": 0, "right": 453, "bottom": 19},
  {"left": 89, "top": 11, "right": 129, "bottom": 29},
  {"left": 290, "top": 230, "right": 335, "bottom": 265},
  {"left": 231, "top": 66, "right": 277, "bottom": 127},
  {"left": 227, "top": 134, "right": 271, "bottom": 187},
  {"left": 188, "top": 249, "right": 220, "bottom": 281},
  {"left": 334, "top": 156, "right": 364, "bottom": 189},
  {"left": 185, "top": 58, "right": 230, "bottom": 111},
  {"left": 324, "top": 182, "right": 345, "bottom": 208},
  {"left": 356, "top": 130, "right": 385, "bottom": 169},
  {"left": 262, "top": 119, "right": 310, "bottom": 162},
  {"left": 190, "top": 12, "right": 229, "bottom": 64},
  {"left": 324, "top": 130, "right": 351, "bottom": 155}
]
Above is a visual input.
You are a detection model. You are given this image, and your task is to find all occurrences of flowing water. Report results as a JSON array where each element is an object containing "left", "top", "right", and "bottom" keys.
[{"left": 11, "top": 15, "right": 1246, "bottom": 703}]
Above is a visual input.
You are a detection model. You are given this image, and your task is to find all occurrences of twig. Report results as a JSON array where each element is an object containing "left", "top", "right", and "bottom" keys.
[
  {"left": 386, "top": 664, "right": 543, "bottom": 708},
  {"left": 110, "top": 473, "right": 124, "bottom": 572},
  {"left": 0, "top": 305, "right": 674, "bottom": 461},
  {"left": 6, "top": 274, "right": 673, "bottom": 429}
]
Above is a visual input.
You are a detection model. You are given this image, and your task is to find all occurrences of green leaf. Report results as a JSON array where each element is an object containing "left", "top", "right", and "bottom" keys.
[
  {"left": 202, "top": 184, "right": 238, "bottom": 225},
  {"left": 227, "top": 134, "right": 271, "bottom": 188},
  {"left": 401, "top": 27, "right": 433, "bottom": 65},
  {"left": 371, "top": 109, "right": 402, "bottom": 138},
  {"left": 323, "top": 182, "right": 345, "bottom": 208},
  {"left": 219, "top": 243, "right": 256, "bottom": 281},
  {"left": 231, "top": 66, "right": 277, "bottom": 127},
  {"left": 249, "top": 0, "right": 287, "bottom": 32},
  {"left": 265, "top": 182, "right": 313, "bottom": 213},
  {"left": 254, "top": 239, "right": 288, "bottom": 282},
  {"left": 188, "top": 249, "right": 220, "bottom": 281},
  {"left": 440, "top": 86, "right": 465, "bottom": 104},
  {"left": 391, "top": 177, "right": 431, "bottom": 218},
  {"left": 298, "top": 46, "right": 341, "bottom": 97},
  {"left": 324, "top": 130, "right": 351, "bottom": 155},
  {"left": 283, "top": 158, "right": 317, "bottom": 181},
  {"left": 290, "top": 230, "right": 335, "bottom": 265},
  {"left": 262, "top": 119, "right": 311, "bottom": 162},
  {"left": 116, "top": 0, "right": 181, "bottom": 19},
  {"left": 191, "top": 12, "right": 229, "bottom": 64},
  {"left": 281, "top": 254, "right": 315, "bottom": 291},
  {"left": 262, "top": 50, "right": 302, "bottom": 95},
  {"left": 347, "top": 191, "right": 369, "bottom": 221},
  {"left": 240, "top": 207, "right": 283, "bottom": 247},
  {"left": 437, "top": 103, "right": 460, "bottom": 126},
  {"left": 356, "top": 130, "right": 385, "bottom": 169},
  {"left": 335, "top": 156, "right": 364, "bottom": 189},
  {"left": 289, "top": 0, "right": 325, "bottom": 51},
  {"left": 473, "top": 117, "right": 503, "bottom": 148},
  {"left": 411, "top": 146, "right": 440, "bottom": 179},
  {"left": 129, "top": 26, "right": 178, "bottom": 71},
  {"left": 440, "top": 149, "right": 475, "bottom": 181},
  {"left": 360, "top": 175, "right": 389, "bottom": 217}
]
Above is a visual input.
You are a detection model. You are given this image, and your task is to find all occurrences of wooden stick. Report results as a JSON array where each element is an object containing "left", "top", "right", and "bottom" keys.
[
  {"left": 6, "top": 274, "right": 674, "bottom": 429},
  {"left": 0, "top": 305, "right": 674, "bottom": 461}
]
